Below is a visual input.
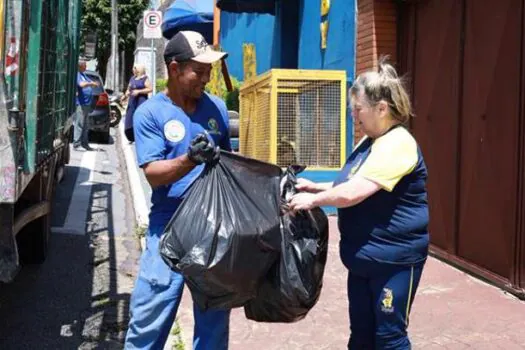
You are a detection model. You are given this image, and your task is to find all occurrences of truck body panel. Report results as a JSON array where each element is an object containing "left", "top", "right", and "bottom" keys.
[{"left": 0, "top": 0, "right": 81, "bottom": 282}]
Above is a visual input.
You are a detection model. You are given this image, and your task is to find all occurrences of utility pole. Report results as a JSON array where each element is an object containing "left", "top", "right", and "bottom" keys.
[{"left": 110, "top": 0, "right": 119, "bottom": 91}]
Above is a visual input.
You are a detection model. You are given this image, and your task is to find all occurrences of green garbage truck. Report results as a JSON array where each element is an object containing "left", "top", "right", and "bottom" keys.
[{"left": 0, "top": 0, "right": 81, "bottom": 282}]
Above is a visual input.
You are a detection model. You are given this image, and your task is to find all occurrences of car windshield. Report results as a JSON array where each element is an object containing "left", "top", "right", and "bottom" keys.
[{"left": 84, "top": 72, "right": 105, "bottom": 94}]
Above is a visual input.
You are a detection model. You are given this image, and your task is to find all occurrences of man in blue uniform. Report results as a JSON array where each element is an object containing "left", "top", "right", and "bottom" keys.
[{"left": 125, "top": 31, "right": 231, "bottom": 349}]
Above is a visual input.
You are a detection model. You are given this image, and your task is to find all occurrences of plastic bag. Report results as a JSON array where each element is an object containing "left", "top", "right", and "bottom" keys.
[
  {"left": 159, "top": 151, "right": 283, "bottom": 310},
  {"left": 244, "top": 167, "right": 329, "bottom": 323}
]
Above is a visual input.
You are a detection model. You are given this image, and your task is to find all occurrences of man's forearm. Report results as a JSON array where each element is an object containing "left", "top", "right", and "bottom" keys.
[
  {"left": 79, "top": 81, "right": 95, "bottom": 88},
  {"left": 144, "top": 154, "right": 197, "bottom": 188}
]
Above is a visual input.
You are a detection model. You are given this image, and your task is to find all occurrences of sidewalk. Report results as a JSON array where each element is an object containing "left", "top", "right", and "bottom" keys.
[
  {"left": 119, "top": 124, "right": 525, "bottom": 349},
  {"left": 174, "top": 216, "right": 525, "bottom": 349}
]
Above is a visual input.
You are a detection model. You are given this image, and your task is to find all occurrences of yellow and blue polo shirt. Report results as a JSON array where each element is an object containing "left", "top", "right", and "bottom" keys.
[{"left": 333, "top": 125, "right": 429, "bottom": 267}]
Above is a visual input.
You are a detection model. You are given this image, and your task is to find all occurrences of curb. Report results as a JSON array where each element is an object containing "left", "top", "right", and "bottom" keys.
[{"left": 118, "top": 119, "right": 148, "bottom": 251}]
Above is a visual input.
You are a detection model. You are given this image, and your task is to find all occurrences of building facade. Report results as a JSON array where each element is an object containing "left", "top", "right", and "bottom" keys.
[{"left": 360, "top": 0, "right": 525, "bottom": 297}]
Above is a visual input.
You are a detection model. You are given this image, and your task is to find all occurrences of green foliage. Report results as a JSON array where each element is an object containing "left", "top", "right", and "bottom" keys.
[
  {"left": 81, "top": 0, "right": 149, "bottom": 78},
  {"left": 155, "top": 77, "right": 242, "bottom": 112},
  {"left": 134, "top": 225, "right": 147, "bottom": 239},
  {"left": 207, "top": 77, "right": 241, "bottom": 112},
  {"left": 156, "top": 78, "right": 167, "bottom": 92},
  {"left": 170, "top": 320, "right": 185, "bottom": 350},
  {"left": 226, "top": 84, "right": 240, "bottom": 112}
]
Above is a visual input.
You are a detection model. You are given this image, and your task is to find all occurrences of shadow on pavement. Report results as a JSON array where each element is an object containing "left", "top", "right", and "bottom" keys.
[{"left": 0, "top": 151, "right": 135, "bottom": 349}]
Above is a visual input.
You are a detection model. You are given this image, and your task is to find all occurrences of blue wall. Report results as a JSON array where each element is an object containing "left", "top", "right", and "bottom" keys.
[
  {"left": 220, "top": 0, "right": 356, "bottom": 83},
  {"left": 220, "top": 12, "right": 282, "bottom": 81},
  {"left": 298, "top": 0, "right": 356, "bottom": 79}
]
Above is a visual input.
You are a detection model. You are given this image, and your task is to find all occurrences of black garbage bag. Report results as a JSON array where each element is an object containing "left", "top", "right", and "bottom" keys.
[
  {"left": 159, "top": 151, "right": 283, "bottom": 310},
  {"left": 244, "top": 167, "right": 329, "bottom": 323}
]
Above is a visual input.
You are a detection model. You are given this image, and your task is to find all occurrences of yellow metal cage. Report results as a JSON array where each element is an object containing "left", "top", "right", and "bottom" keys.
[{"left": 239, "top": 69, "right": 347, "bottom": 169}]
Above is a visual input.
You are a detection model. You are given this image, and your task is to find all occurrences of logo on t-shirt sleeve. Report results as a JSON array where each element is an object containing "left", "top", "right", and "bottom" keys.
[
  {"left": 164, "top": 120, "right": 186, "bottom": 143},
  {"left": 207, "top": 118, "right": 222, "bottom": 135}
]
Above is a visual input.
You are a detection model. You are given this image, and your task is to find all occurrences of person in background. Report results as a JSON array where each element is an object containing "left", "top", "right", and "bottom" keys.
[
  {"left": 289, "top": 58, "right": 429, "bottom": 349},
  {"left": 124, "top": 31, "right": 231, "bottom": 349},
  {"left": 74, "top": 59, "right": 98, "bottom": 151},
  {"left": 121, "top": 63, "right": 152, "bottom": 142}
]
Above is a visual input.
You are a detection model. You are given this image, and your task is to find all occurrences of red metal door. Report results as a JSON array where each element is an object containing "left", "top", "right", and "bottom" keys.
[
  {"left": 457, "top": 0, "right": 523, "bottom": 280},
  {"left": 399, "top": 0, "right": 463, "bottom": 253},
  {"left": 518, "top": 0, "right": 525, "bottom": 290}
]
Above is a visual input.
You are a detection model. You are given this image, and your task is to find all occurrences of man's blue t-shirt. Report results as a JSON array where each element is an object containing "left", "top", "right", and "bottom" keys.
[
  {"left": 133, "top": 92, "right": 231, "bottom": 229},
  {"left": 76, "top": 72, "right": 93, "bottom": 106}
]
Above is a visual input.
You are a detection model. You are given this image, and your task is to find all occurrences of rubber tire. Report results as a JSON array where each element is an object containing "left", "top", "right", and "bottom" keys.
[
  {"left": 98, "top": 130, "right": 110, "bottom": 144},
  {"left": 110, "top": 106, "right": 122, "bottom": 127},
  {"left": 17, "top": 212, "right": 52, "bottom": 264},
  {"left": 17, "top": 171, "right": 55, "bottom": 264},
  {"left": 17, "top": 156, "right": 58, "bottom": 264},
  {"left": 63, "top": 136, "right": 71, "bottom": 165}
]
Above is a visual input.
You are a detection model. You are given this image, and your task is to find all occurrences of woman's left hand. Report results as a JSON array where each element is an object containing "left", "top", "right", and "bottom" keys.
[
  {"left": 131, "top": 90, "right": 140, "bottom": 97},
  {"left": 289, "top": 193, "right": 318, "bottom": 211}
]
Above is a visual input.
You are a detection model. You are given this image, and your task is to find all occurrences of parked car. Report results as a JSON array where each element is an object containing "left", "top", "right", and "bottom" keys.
[{"left": 84, "top": 70, "right": 111, "bottom": 143}]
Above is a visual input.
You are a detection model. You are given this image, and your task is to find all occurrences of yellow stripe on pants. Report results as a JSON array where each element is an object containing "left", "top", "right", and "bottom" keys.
[{"left": 405, "top": 265, "right": 415, "bottom": 326}]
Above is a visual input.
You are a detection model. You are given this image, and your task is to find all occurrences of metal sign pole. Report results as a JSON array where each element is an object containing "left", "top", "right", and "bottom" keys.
[
  {"left": 151, "top": 37, "right": 155, "bottom": 95},
  {"left": 150, "top": 2, "right": 156, "bottom": 95},
  {"left": 143, "top": 6, "right": 161, "bottom": 95}
]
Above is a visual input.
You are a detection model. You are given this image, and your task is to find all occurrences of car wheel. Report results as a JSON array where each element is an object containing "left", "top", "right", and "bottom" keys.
[{"left": 110, "top": 107, "right": 122, "bottom": 127}]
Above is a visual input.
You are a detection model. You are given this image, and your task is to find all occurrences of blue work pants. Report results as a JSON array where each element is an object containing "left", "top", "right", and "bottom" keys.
[{"left": 124, "top": 225, "right": 230, "bottom": 349}]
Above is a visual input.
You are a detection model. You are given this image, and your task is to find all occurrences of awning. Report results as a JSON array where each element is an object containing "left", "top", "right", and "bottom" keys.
[
  {"left": 216, "top": 0, "right": 276, "bottom": 14},
  {"left": 161, "top": 0, "right": 214, "bottom": 41}
]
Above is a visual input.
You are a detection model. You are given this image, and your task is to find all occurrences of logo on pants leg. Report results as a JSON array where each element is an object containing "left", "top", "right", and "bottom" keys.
[{"left": 381, "top": 288, "right": 394, "bottom": 313}]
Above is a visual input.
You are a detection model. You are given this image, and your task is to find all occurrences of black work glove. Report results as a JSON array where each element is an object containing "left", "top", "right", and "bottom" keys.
[{"left": 187, "top": 133, "right": 220, "bottom": 165}]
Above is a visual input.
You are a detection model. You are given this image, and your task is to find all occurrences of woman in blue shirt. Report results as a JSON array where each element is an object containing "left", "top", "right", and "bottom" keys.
[{"left": 289, "top": 59, "right": 429, "bottom": 349}]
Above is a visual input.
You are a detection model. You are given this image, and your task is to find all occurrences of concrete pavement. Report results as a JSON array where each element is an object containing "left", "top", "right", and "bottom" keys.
[{"left": 0, "top": 129, "right": 140, "bottom": 349}]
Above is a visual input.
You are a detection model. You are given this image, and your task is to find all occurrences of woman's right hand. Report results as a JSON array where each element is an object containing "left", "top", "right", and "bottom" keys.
[{"left": 295, "top": 178, "right": 320, "bottom": 193}]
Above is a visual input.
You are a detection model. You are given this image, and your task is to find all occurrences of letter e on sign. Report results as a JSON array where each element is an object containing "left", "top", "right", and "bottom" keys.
[{"left": 143, "top": 11, "right": 162, "bottom": 39}]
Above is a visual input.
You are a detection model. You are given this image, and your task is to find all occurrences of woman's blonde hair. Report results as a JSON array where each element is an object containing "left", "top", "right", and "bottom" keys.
[
  {"left": 350, "top": 57, "right": 413, "bottom": 123},
  {"left": 134, "top": 63, "right": 146, "bottom": 77}
]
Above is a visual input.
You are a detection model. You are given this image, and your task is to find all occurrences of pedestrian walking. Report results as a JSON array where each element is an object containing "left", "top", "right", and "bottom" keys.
[
  {"left": 124, "top": 31, "right": 231, "bottom": 349},
  {"left": 74, "top": 59, "right": 98, "bottom": 151},
  {"left": 122, "top": 63, "right": 152, "bottom": 143},
  {"left": 289, "top": 58, "right": 429, "bottom": 349}
]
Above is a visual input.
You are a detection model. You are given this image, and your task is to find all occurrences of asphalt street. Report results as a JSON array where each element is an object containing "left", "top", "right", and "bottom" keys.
[{"left": 0, "top": 129, "right": 140, "bottom": 350}]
